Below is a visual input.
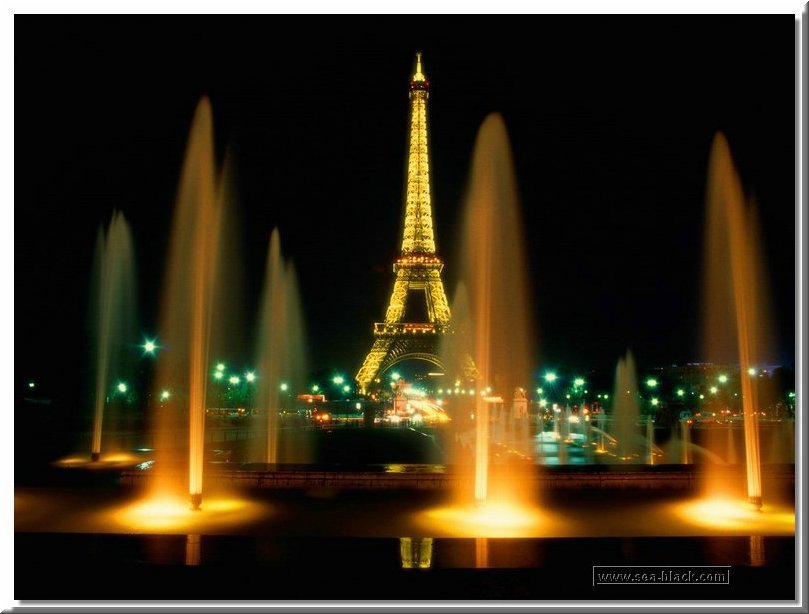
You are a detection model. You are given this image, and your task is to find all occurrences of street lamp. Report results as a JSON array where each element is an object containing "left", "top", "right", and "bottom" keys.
[
  {"left": 646, "top": 378, "right": 658, "bottom": 388},
  {"left": 544, "top": 372, "right": 557, "bottom": 383}
]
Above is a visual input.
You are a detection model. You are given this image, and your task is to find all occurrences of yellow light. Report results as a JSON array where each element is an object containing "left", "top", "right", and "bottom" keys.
[{"left": 671, "top": 498, "right": 794, "bottom": 533}]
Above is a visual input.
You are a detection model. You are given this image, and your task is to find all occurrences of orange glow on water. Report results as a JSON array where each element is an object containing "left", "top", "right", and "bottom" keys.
[
  {"left": 418, "top": 501, "right": 547, "bottom": 537},
  {"left": 671, "top": 497, "right": 793, "bottom": 534},
  {"left": 108, "top": 494, "right": 267, "bottom": 533},
  {"left": 54, "top": 452, "right": 141, "bottom": 468}
]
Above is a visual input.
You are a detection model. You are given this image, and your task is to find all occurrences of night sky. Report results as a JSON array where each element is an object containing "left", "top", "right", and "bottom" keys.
[{"left": 15, "top": 16, "right": 796, "bottom": 405}]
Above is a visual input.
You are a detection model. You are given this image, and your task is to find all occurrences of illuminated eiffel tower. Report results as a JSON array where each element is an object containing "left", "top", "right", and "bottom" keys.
[{"left": 356, "top": 53, "right": 452, "bottom": 394}]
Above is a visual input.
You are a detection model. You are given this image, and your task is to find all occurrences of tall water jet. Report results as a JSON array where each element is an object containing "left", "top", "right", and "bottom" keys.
[
  {"left": 254, "top": 230, "right": 308, "bottom": 464},
  {"left": 610, "top": 351, "right": 641, "bottom": 461},
  {"left": 89, "top": 211, "right": 136, "bottom": 461},
  {"left": 458, "top": 113, "right": 536, "bottom": 505},
  {"left": 703, "top": 132, "right": 777, "bottom": 509},
  {"left": 153, "top": 97, "right": 222, "bottom": 510}
]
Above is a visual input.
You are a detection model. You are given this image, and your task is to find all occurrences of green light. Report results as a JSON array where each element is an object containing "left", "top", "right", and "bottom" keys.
[
  {"left": 651, "top": 398, "right": 659, "bottom": 406},
  {"left": 646, "top": 378, "right": 658, "bottom": 388},
  {"left": 574, "top": 377, "right": 585, "bottom": 387},
  {"left": 214, "top": 371, "right": 223, "bottom": 380},
  {"left": 27, "top": 381, "right": 35, "bottom": 389},
  {"left": 699, "top": 394, "right": 705, "bottom": 400},
  {"left": 718, "top": 374, "right": 728, "bottom": 384},
  {"left": 603, "top": 394, "right": 609, "bottom": 400},
  {"left": 710, "top": 386, "right": 718, "bottom": 394},
  {"left": 747, "top": 367, "right": 757, "bottom": 376},
  {"left": 544, "top": 372, "right": 557, "bottom": 383},
  {"left": 536, "top": 387, "right": 544, "bottom": 395},
  {"left": 312, "top": 384, "right": 320, "bottom": 392},
  {"left": 539, "top": 399, "right": 548, "bottom": 408},
  {"left": 676, "top": 389, "right": 685, "bottom": 397},
  {"left": 391, "top": 372, "right": 401, "bottom": 381},
  {"left": 245, "top": 372, "right": 256, "bottom": 383},
  {"left": 342, "top": 385, "right": 350, "bottom": 393},
  {"left": 788, "top": 392, "right": 796, "bottom": 399},
  {"left": 332, "top": 376, "right": 345, "bottom": 385},
  {"left": 229, "top": 376, "right": 240, "bottom": 385},
  {"left": 216, "top": 363, "right": 225, "bottom": 371},
  {"left": 565, "top": 394, "right": 571, "bottom": 399},
  {"left": 280, "top": 383, "right": 289, "bottom": 392},
  {"left": 160, "top": 390, "right": 170, "bottom": 400},
  {"left": 117, "top": 382, "right": 127, "bottom": 393},
  {"left": 142, "top": 339, "right": 158, "bottom": 354}
]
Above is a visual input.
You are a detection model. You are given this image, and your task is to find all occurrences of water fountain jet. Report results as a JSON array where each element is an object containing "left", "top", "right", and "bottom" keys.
[{"left": 89, "top": 211, "right": 136, "bottom": 462}]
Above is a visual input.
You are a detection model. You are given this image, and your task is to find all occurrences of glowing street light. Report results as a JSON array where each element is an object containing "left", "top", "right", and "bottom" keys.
[
  {"left": 142, "top": 338, "right": 158, "bottom": 355},
  {"left": 676, "top": 388, "right": 685, "bottom": 397},
  {"left": 280, "top": 383, "right": 289, "bottom": 392},
  {"left": 536, "top": 387, "right": 544, "bottom": 395},
  {"left": 651, "top": 397, "right": 659, "bottom": 406},
  {"left": 573, "top": 377, "right": 585, "bottom": 387},
  {"left": 646, "top": 378, "right": 658, "bottom": 388},
  {"left": 27, "top": 381, "right": 35, "bottom": 389},
  {"left": 539, "top": 399, "right": 548, "bottom": 408},
  {"left": 229, "top": 376, "right": 240, "bottom": 385},
  {"left": 747, "top": 367, "right": 757, "bottom": 376},
  {"left": 332, "top": 375, "right": 345, "bottom": 385},
  {"left": 117, "top": 382, "right": 128, "bottom": 393},
  {"left": 213, "top": 371, "right": 224, "bottom": 381},
  {"left": 544, "top": 372, "right": 557, "bottom": 383},
  {"left": 391, "top": 372, "right": 401, "bottom": 381},
  {"left": 160, "top": 390, "right": 170, "bottom": 401},
  {"left": 718, "top": 374, "right": 728, "bottom": 384},
  {"left": 710, "top": 386, "right": 718, "bottom": 394},
  {"left": 312, "top": 384, "right": 320, "bottom": 393},
  {"left": 342, "top": 385, "right": 350, "bottom": 393},
  {"left": 216, "top": 363, "right": 226, "bottom": 372},
  {"left": 245, "top": 372, "right": 256, "bottom": 383}
]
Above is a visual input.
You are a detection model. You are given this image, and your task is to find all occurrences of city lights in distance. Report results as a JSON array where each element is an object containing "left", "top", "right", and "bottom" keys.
[
  {"left": 280, "top": 383, "right": 289, "bottom": 392},
  {"left": 676, "top": 389, "right": 685, "bottom": 397},
  {"left": 214, "top": 372, "right": 223, "bottom": 380},
  {"left": 573, "top": 378, "right": 585, "bottom": 387},
  {"left": 747, "top": 367, "right": 757, "bottom": 376},
  {"left": 544, "top": 372, "right": 557, "bottom": 383},
  {"left": 651, "top": 398, "right": 659, "bottom": 406},
  {"left": 718, "top": 374, "right": 728, "bottom": 383},
  {"left": 710, "top": 386, "right": 718, "bottom": 394},
  {"left": 332, "top": 375, "right": 345, "bottom": 385},
  {"left": 342, "top": 385, "right": 350, "bottom": 393},
  {"left": 312, "top": 384, "right": 320, "bottom": 392},
  {"left": 646, "top": 378, "right": 658, "bottom": 388},
  {"left": 216, "top": 363, "right": 225, "bottom": 371},
  {"left": 160, "top": 390, "right": 170, "bottom": 400},
  {"left": 229, "top": 376, "right": 240, "bottom": 385},
  {"left": 117, "top": 382, "right": 128, "bottom": 393},
  {"left": 245, "top": 372, "right": 256, "bottom": 383},
  {"left": 142, "top": 339, "right": 158, "bottom": 355}
]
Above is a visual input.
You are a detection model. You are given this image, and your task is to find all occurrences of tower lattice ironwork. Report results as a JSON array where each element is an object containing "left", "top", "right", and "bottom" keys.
[{"left": 356, "top": 53, "right": 452, "bottom": 393}]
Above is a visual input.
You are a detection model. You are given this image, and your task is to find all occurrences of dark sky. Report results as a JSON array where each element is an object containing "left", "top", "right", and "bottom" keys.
[{"left": 15, "top": 15, "right": 796, "bottom": 402}]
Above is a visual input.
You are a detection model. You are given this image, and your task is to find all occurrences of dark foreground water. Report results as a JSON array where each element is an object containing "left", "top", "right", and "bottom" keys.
[{"left": 16, "top": 533, "right": 793, "bottom": 601}]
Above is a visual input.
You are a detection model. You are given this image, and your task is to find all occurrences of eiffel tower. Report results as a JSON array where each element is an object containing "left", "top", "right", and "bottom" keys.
[{"left": 356, "top": 53, "right": 452, "bottom": 394}]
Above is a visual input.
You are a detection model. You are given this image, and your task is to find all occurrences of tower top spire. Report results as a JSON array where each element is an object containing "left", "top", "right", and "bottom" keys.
[
  {"left": 413, "top": 52, "right": 426, "bottom": 82},
  {"left": 410, "top": 52, "right": 428, "bottom": 92}
]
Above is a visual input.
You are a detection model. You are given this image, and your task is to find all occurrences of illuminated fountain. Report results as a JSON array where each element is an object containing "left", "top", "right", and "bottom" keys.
[
  {"left": 461, "top": 113, "right": 536, "bottom": 506},
  {"left": 152, "top": 97, "right": 223, "bottom": 511},
  {"left": 253, "top": 229, "right": 308, "bottom": 464},
  {"left": 702, "top": 132, "right": 775, "bottom": 509},
  {"left": 89, "top": 211, "right": 136, "bottom": 462},
  {"left": 610, "top": 350, "right": 642, "bottom": 461}
]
